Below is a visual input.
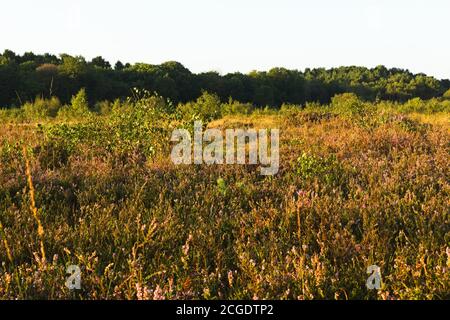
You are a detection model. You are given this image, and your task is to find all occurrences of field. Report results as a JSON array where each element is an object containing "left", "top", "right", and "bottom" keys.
[{"left": 0, "top": 93, "right": 449, "bottom": 300}]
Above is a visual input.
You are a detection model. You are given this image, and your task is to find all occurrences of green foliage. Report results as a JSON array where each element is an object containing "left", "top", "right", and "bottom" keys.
[
  {"left": 58, "top": 54, "right": 87, "bottom": 78},
  {"left": 216, "top": 178, "right": 228, "bottom": 196},
  {"left": 92, "top": 99, "right": 122, "bottom": 115},
  {"left": 71, "top": 88, "right": 89, "bottom": 112},
  {"left": 397, "top": 116, "right": 430, "bottom": 133},
  {"left": 444, "top": 89, "right": 450, "bottom": 99},
  {"left": 44, "top": 89, "right": 173, "bottom": 162},
  {"left": 400, "top": 97, "right": 426, "bottom": 113},
  {"left": 90, "top": 56, "right": 111, "bottom": 69},
  {"left": 43, "top": 123, "right": 94, "bottom": 154},
  {"left": 280, "top": 103, "right": 334, "bottom": 126},
  {"left": 1, "top": 49, "right": 448, "bottom": 108},
  {"left": 23, "top": 96, "right": 61, "bottom": 119},
  {"left": 0, "top": 140, "right": 23, "bottom": 164},
  {"left": 279, "top": 103, "right": 303, "bottom": 117},
  {"left": 0, "top": 108, "right": 25, "bottom": 122},
  {"left": 222, "top": 98, "right": 254, "bottom": 115},
  {"left": 93, "top": 100, "right": 113, "bottom": 115},
  {"left": 331, "top": 93, "right": 371, "bottom": 116},
  {"left": 0, "top": 103, "right": 448, "bottom": 300},
  {"left": 296, "top": 153, "right": 348, "bottom": 191},
  {"left": 108, "top": 89, "right": 173, "bottom": 157},
  {"left": 177, "top": 91, "right": 222, "bottom": 122},
  {"left": 398, "top": 97, "right": 450, "bottom": 114},
  {"left": 57, "top": 88, "right": 91, "bottom": 119},
  {"left": 250, "top": 106, "right": 278, "bottom": 116}
]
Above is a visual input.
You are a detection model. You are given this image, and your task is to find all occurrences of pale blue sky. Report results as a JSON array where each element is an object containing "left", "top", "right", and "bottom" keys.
[{"left": 1, "top": 0, "right": 449, "bottom": 78}]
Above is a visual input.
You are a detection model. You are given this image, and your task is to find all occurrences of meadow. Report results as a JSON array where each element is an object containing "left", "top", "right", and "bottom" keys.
[{"left": 0, "top": 91, "right": 448, "bottom": 299}]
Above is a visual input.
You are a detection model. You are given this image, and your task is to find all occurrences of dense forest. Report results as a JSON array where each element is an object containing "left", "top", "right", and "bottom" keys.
[{"left": 1, "top": 49, "right": 450, "bottom": 108}]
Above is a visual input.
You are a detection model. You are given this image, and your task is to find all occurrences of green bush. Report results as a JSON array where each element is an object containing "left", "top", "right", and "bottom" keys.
[
  {"left": 93, "top": 100, "right": 113, "bottom": 115},
  {"left": 222, "top": 98, "right": 254, "bottom": 115},
  {"left": 303, "top": 101, "right": 324, "bottom": 112},
  {"left": 44, "top": 90, "right": 172, "bottom": 161},
  {"left": 0, "top": 108, "right": 25, "bottom": 122},
  {"left": 399, "top": 97, "right": 426, "bottom": 113},
  {"left": 23, "top": 96, "right": 61, "bottom": 119},
  {"left": 296, "top": 152, "right": 349, "bottom": 192},
  {"left": 108, "top": 90, "right": 173, "bottom": 157},
  {"left": 251, "top": 106, "right": 278, "bottom": 116},
  {"left": 177, "top": 91, "right": 222, "bottom": 122},
  {"left": 330, "top": 93, "right": 371, "bottom": 116},
  {"left": 57, "top": 88, "right": 91, "bottom": 119},
  {"left": 399, "top": 97, "right": 450, "bottom": 113},
  {"left": 279, "top": 103, "right": 302, "bottom": 116},
  {"left": 423, "top": 98, "right": 450, "bottom": 113},
  {"left": 443, "top": 88, "right": 450, "bottom": 99}
]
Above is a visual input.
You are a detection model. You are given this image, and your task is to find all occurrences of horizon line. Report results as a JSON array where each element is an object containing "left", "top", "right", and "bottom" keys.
[{"left": 2, "top": 48, "right": 449, "bottom": 81}]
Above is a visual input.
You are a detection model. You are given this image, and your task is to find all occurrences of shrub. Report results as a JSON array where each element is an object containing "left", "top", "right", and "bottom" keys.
[
  {"left": 94, "top": 99, "right": 124, "bottom": 115},
  {"left": 399, "top": 97, "right": 426, "bottom": 113},
  {"left": 303, "top": 101, "right": 324, "bottom": 112},
  {"left": 109, "top": 90, "right": 173, "bottom": 158},
  {"left": 423, "top": 98, "right": 450, "bottom": 113},
  {"left": 399, "top": 97, "right": 450, "bottom": 114},
  {"left": 296, "top": 152, "right": 349, "bottom": 192},
  {"left": 71, "top": 88, "right": 89, "bottom": 112},
  {"left": 280, "top": 103, "right": 302, "bottom": 116},
  {"left": 23, "top": 96, "right": 61, "bottom": 119},
  {"left": 93, "top": 100, "right": 113, "bottom": 115},
  {"left": 397, "top": 116, "right": 430, "bottom": 133},
  {"left": 57, "top": 88, "right": 91, "bottom": 119},
  {"left": 251, "top": 106, "right": 278, "bottom": 116},
  {"left": 443, "top": 88, "right": 450, "bottom": 99},
  {"left": 331, "top": 93, "right": 370, "bottom": 116},
  {"left": 0, "top": 108, "right": 25, "bottom": 122},
  {"left": 45, "top": 90, "right": 172, "bottom": 162},
  {"left": 177, "top": 91, "right": 222, "bottom": 122},
  {"left": 222, "top": 98, "right": 254, "bottom": 115}
]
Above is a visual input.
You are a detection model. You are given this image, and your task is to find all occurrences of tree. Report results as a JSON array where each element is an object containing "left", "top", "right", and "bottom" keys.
[
  {"left": 177, "top": 91, "right": 222, "bottom": 122},
  {"left": 0, "top": 49, "right": 449, "bottom": 108},
  {"left": 444, "top": 89, "right": 450, "bottom": 99},
  {"left": 114, "top": 61, "right": 125, "bottom": 71},
  {"left": 57, "top": 88, "right": 91, "bottom": 118},
  {"left": 331, "top": 93, "right": 368, "bottom": 116},
  {"left": 36, "top": 64, "right": 59, "bottom": 97},
  {"left": 91, "top": 56, "right": 111, "bottom": 69},
  {"left": 59, "top": 54, "right": 87, "bottom": 78},
  {"left": 0, "top": 62, "right": 20, "bottom": 106},
  {"left": 0, "top": 56, "right": 9, "bottom": 65},
  {"left": 42, "top": 53, "right": 60, "bottom": 65},
  {"left": 71, "top": 88, "right": 89, "bottom": 112},
  {"left": 2, "top": 49, "right": 17, "bottom": 62},
  {"left": 21, "top": 51, "right": 36, "bottom": 63}
]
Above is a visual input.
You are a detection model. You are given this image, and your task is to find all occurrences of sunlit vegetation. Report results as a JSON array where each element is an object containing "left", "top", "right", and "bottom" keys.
[
  {"left": 0, "top": 89, "right": 448, "bottom": 299},
  {"left": 1, "top": 49, "right": 450, "bottom": 109}
]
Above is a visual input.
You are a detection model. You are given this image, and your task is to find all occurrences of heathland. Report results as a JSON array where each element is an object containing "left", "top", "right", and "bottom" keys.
[{"left": 0, "top": 86, "right": 448, "bottom": 299}]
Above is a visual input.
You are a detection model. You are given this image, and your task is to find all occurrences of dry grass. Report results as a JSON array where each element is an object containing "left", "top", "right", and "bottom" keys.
[
  {"left": 0, "top": 106, "right": 448, "bottom": 300},
  {"left": 23, "top": 146, "right": 46, "bottom": 267}
]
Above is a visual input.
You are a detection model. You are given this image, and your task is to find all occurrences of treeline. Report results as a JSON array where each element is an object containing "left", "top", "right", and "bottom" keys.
[{"left": 1, "top": 49, "right": 450, "bottom": 108}]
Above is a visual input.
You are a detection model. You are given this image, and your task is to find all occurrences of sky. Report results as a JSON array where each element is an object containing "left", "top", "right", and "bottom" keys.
[{"left": 1, "top": 0, "right": 449, "bottom": 79}]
